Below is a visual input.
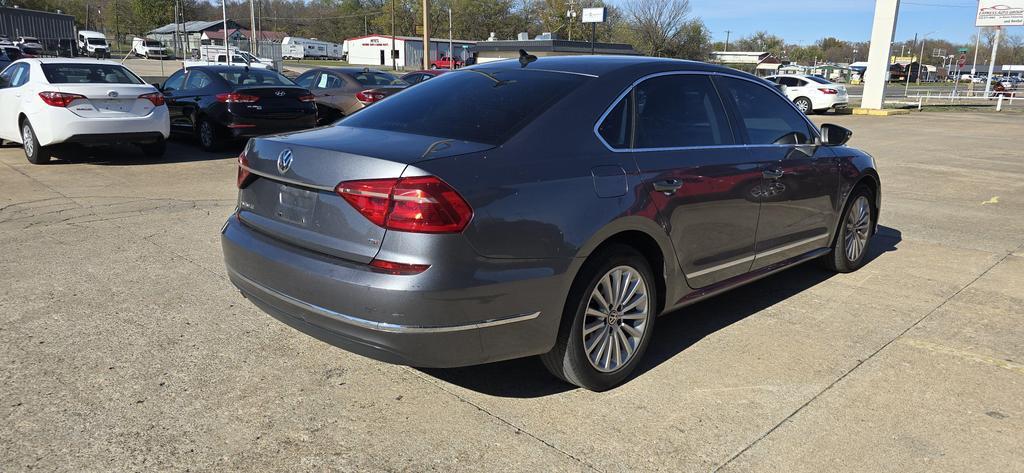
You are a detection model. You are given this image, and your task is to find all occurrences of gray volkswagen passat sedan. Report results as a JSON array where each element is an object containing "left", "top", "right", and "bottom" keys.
[{"left": 222, "top": 55, "right": 880, "bottom": 391}]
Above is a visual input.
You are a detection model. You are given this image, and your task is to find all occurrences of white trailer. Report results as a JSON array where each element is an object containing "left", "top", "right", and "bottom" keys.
[{"left": 282, "top": 37, "right": 343, "bottom": 60}]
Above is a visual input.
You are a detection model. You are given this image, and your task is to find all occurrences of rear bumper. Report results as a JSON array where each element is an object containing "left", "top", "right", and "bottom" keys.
[
  {"left": 222, "top": 113, "right": 317, "bottom": 139},
  {"left": 31, "top": 106, "right": 170, "bottom": 146},
  {"left": 221, "top": 214, "right": 574, "bottom": 367},
  {"left": 64, "top": 131, "right": 165, "bottom": 144}
]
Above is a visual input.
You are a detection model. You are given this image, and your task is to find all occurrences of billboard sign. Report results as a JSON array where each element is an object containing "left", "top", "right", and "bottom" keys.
[
  {"left": 976, "top": 0, "right": 1024, "bottom": 26},
  {"left": 581, "top": 7, "right": 605, "bottom": 23}
]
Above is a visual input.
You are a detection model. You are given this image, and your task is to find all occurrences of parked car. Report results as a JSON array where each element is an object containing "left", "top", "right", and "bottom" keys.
[
  {"left": 159, "top": 65, "right": 317, "bottom": 151},
  {"left": 0, "top": 49, "right": 11, "bottom": 71},
  {"left": 430, "top": 56, "right": 463, "bottom": 69},
  {"left": 293, "top": 67, "right": 408, "bottom": 124},
  {"left": 15, "top": 36, "right": 43, "bottom": 56},
  {"left": 2, "top": 46, "right": 23, "bottom": 62},
  {"left": 222, "top": 56, "right": 881, "bottom": 391},
  {"left": 0, "top": 58, "right": 170, "bottom": 163},
  {"left": 765, "top": 74, "right": 849, "bottom": 114},
  {"left": 400, "top": 69, "right": 450, "bottom": 85}
]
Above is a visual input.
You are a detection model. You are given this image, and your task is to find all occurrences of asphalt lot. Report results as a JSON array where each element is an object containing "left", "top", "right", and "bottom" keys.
[{"left": 1, "top": 112, "right": 1022, "bottom": 471}]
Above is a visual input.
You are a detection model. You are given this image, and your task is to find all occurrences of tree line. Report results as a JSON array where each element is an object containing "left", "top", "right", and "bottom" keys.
[{"left": 5, "top": 0, "right": 1024, "bottom": 66}]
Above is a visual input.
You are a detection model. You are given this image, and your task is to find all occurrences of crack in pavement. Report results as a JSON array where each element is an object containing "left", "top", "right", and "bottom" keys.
[
  {"left": 402, "top": 367, "right": 604, "bottom": 473},
  {"left": 713, "top": 239, "right": 1024, "bottom": 472}
]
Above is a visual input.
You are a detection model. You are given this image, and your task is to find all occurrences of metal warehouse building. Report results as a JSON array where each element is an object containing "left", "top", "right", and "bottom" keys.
[
  {"left": 343, "top": 35, "right": 476, "bottom": 69},
  {"left": 0, "top": 6, "right": 76, "bottom": 54}
]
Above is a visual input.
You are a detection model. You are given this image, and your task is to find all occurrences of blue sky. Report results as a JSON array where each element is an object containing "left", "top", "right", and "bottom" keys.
[{"left": 685, "top": 0, "right": 983, "bottom": 45}]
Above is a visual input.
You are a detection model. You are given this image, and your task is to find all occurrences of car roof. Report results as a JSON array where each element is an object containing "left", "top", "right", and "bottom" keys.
[
  {"left": 469, "top": 55, "right": 737, "bottom": 77},
  {"left": 16, "top": 57, "right": 126, "bottom": 65},
  {"left": 189, "top": 65, "right": 278, "bottom": 72}
]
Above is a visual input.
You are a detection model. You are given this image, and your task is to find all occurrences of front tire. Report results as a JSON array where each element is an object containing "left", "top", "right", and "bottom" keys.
[
  {"left": 823, "top": 186, "right": 876, "bottom": 273},
  {"left": 541, "top": 244, "right": 658, "bottom": 391},
  {"left": 21, "top": 120, "right": 51, "bottom": 164}
]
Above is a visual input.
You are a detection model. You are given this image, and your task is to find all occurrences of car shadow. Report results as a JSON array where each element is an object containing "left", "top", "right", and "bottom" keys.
[
  {"left": 43, "top": 140, "right": 244, "bottom": 166},
  {"left": 419, "top": 225, "right": 902, "bottom": 398}
]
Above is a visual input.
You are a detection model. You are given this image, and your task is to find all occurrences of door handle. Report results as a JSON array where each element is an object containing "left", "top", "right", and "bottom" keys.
[
  {"left": 763, "top": 168, "right": 785, "bottom": 179},
  {"left": 652, "top": 179, "right": 683, "bottom": 195}
]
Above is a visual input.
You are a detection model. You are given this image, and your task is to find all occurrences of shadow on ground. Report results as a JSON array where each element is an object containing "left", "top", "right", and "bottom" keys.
[
  {"left": 37, "top": 141, "right": 242, "bottom": 166},
  {"left": 420, "top": 226, "right": 902, "bottom": 398}
]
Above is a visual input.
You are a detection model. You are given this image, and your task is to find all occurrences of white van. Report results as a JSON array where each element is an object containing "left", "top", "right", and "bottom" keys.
[
  {"left": 132, "top": 37, "right": 168, "bottom": 59},
  {"left": 77, "top": 30, "right": 110, "bottom": 58}
]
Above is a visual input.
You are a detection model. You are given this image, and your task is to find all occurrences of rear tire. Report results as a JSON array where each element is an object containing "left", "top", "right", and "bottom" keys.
[
  {"left": 794, "top": 97, "right": 813, "bottom": 114},
  {"left": 196, "top": 118, "right": 221, "bottom": 152},
  {"left": 541, "top": 244, "right": 658, "bottom": 391},
  {"left": 139, "top": 138, "right": 166, "bottom": 158},
  {"left": 823, "top": 186, "right": 876, "bottom": 273},
  {"left": 21, "top": 120, "right": 50, "bottom": 164}
]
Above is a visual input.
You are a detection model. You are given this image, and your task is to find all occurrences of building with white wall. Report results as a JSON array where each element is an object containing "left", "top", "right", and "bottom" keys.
[{"left": 343, "top": 35, "right": 476, "bottom": 69}]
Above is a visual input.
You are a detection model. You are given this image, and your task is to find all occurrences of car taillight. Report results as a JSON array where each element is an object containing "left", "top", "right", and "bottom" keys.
[
  {"left": 139, "top": 92, "right": 165, "bottom": 106},
  {"left": 819, "top": 88, "right": 839, "bottom": 94},
  {"left": 216, "top": 92, "right": 260, "bottom": 103},
  {"left": 355, "top": 90, "right": 386, "bottom": 104},
  {"left": 298, "top": 94, "right": 315, "bottom": 102},
  {"left": 368, "top": 259, "right": 430, "bottom": 275},
  {"left": 38, "top": 91, "right": 86, "bottom": 107},
  {"left": 237, "top": 152, "right": 255, "bottom": 188},
  {"left": 335, "top": 176, "right": 472, "bottom": 233}
]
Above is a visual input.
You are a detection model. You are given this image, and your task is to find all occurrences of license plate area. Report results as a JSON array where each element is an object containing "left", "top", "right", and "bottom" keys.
[
  {"left": 275, "top": 184, "right": 317, "bottom": 226},
  {"left": 92, "top": 99, "right": 132, "bottom": 113}
]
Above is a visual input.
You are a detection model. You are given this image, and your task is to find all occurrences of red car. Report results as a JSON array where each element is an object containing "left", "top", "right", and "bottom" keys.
[
  {"left": 430, "top": 56, "right": 462, "bottom": 69},
  {"left": 400, "top": 69, "right": 451, "bottom": 85}
]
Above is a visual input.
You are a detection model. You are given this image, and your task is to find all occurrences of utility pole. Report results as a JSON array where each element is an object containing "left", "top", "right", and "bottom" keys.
[
  {"left": 113, "top": 0, "right": 119, "bottom": 51},
  {"left": 391, "top": 0, "right": 396, "bottom": 70},
  {"left": 971, "top": 28, "right": 980, "bottom": 76},
  {"left": 221, "top": 0, "right": 228, "bottom": 52},
  {"left": 724, "top": 30, "right": 731, "bottom": 52},
  {"left": 249, "top": 0, "right": 257, "bottom": 55},
  {"left": 422, "top": 0, "right": 430, "bottom": 70},
  {"left": 904, "top": 32, "right": 916, "bottom": 97},
  {"left": 448, "top": 7, "right": 453, "bottom": 70}
]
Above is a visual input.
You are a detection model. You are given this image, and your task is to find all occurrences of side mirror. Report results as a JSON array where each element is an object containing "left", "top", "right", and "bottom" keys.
[{"left": 820, "top": 123, "right": 852, "bottom": 146}]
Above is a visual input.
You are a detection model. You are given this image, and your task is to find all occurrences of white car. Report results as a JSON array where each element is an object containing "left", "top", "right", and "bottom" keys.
[
  {"left": 765, "top": 74, "right": 849, "bottom": 114},
  {"left": 0, "top": 58, "right": 170, "bottom": 164}
]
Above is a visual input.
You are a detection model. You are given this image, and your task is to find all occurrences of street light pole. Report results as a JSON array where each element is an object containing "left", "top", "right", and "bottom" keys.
[
  {"left": 421, "top": 0, "right": 430, "bottom": 70},
  {"left": 391, "top": 0, "right": 396, "bottom": 70}
]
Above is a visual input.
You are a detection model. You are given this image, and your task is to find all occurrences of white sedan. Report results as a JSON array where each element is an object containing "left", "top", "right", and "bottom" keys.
[
  {"left": 765, "top": 74, "right": 849, "bottom": 114},
  {"left": 0, "top": 58, "right": 170, "bottom": 164}
]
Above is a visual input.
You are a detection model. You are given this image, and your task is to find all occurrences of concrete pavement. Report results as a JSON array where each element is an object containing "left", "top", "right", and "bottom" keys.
[{"left": 1, "top": 112, "right": 1022, "bottom": 471}]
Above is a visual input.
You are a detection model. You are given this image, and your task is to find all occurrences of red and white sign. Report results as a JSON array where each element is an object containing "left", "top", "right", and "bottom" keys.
[
  {"left": 976, "top": 0, "right": 1024, "bottom": 26},
  {"left": 957, "top": 53, "right": 967, "bottom": 69}
]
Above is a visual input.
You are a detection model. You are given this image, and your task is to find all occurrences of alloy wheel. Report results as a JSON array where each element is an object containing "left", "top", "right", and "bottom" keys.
[
  {"left": 796, "top": 98, "right": 810, "bottom": 112},
  {"left": 844, "top": 195, "right": 871, "bottom": 262},
  {"left": 200, "top": 122, "right": 214, "bottom": 148},
  {"left": 582, "top": 265, "right": 650, "bottom": 373},
  {"left": 22, "top": 125, "right": 34, "bottom": 157}
]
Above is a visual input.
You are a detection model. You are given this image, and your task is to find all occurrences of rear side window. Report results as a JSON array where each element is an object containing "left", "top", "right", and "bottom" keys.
[
  {"left": 342, "top": 69, "right": 587, "bottom": 145},
  {"left": 185, "top": 70, "right": 215, "bottom": 89},
  {"left": 716, "top": 76, "right": 815, "bottom": 145},
  {"left": 806, "top": 76, "right": 831, "bottom": 84},
  {"left": 633, "top": 74, "right": 733, "bottom": 149},
  {"left": 41, "top": 64, "right": 143, "bottom": 84},
  {"left": 597, "top": 92, "right": 632, "bottom": 149}
]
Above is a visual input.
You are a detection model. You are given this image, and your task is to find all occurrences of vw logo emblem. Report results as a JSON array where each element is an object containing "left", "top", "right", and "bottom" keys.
[
  {"left": 275, "top": 90, "right": 286, "bottom": 97},
  {"left": 107, "top": 91, "right": 119, "bottom": 98},
  {"left": 277, "top": 149, "right": 294, "bottom": 174}
]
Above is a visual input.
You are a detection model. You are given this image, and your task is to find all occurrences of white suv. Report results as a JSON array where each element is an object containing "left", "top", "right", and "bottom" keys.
[
  {"left": 765, "top": 74, "right": 849, "bottom": 114},
  {"left": 0, "top": 58, "right": 170, "bottom": 164}
]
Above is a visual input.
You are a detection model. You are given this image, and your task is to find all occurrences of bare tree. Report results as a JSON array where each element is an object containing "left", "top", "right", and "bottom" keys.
[{"left": 624, "top": 0, "right": 692, "bottom": 57}]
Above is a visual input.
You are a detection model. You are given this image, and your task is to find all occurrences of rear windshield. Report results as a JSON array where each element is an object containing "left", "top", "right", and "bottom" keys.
[
  {"left": 806, "top": 76, "right": 831, "bottom": 84},
  {"left": 41, "top": 64, "right": 143, "bottom": 84},
  {"left": 87, "top": 38, "right": 107, "bottom": 45},
  {"left": 351, "top": 71, "right": 407, "bottom": 86},
  {"left": 341, "top": 69, "right": 586, "bottom": 145},
  {"left": 217, "top": 69, "right": 295, "bottom": 86}
]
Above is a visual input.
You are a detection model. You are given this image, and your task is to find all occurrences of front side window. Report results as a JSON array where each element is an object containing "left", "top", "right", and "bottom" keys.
[
  {"left": 352, "top": 71, "right": 407, "bottom": 86},
  {"left": 41, "top": 63, "right": 143, "bottom": 84},
  {"left": 633, "top": 74, "right": 734, "bottom": 149},
  {"left": 294, "top": 71, "right": 316, "bottom": 88},
  {"left": 163, "top": 70, "right": 186, "bottom": 91},
  {"left": 0, "top": 66, "right": 15, "bottom": 89},
  {"left": 316, "top": 73, "right": 343, "bottom": 89},
  {"left": 715, "top": 76, "right": 815, "bottom": 145}
]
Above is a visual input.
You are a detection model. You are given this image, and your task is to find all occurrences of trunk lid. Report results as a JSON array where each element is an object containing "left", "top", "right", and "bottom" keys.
[
  {"left": 237, "top": 126, "right": 493, "bottom": 262},
  {"left": 59, "top": 84, "right": 159, "bottom": 118},
  {"left": 229, "top": 86, "right": 311, "bottom": 119}
]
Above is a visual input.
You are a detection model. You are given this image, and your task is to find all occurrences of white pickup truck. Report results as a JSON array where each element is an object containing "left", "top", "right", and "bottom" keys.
[{"left": 185, "top": 47, "right": 276, "bottom": 70}]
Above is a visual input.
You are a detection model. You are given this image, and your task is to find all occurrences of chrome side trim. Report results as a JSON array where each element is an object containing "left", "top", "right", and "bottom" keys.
[
  {"left": 755, "top": 233, "right": 829, "bottom": 259},
  {"left": 240, "top": 164, "right": 337, "bottom": 192},
  {"left": 688, "top": 255, "right": 755, "bottom": 278},
  {"left": 229, "top": 269, "right": 541, "bottom": 334},
  {"left": 685, "top": 233, "right": 829, "bottom": 278}
]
